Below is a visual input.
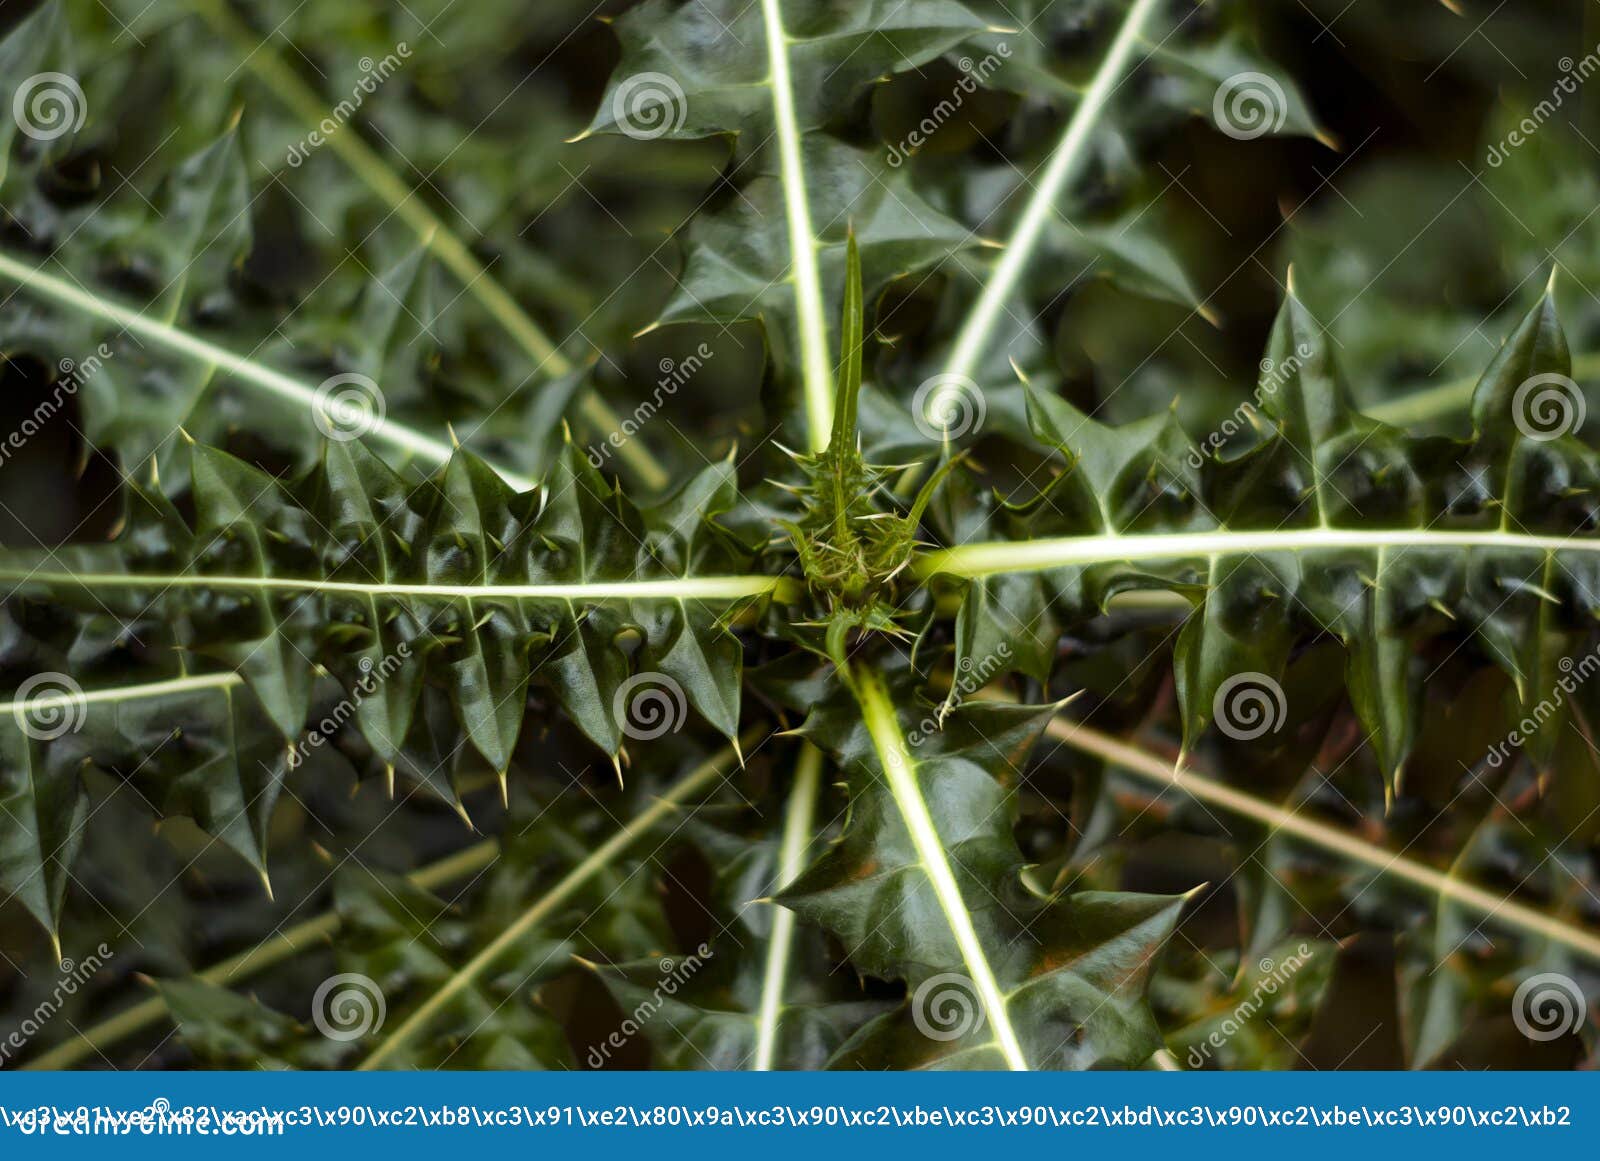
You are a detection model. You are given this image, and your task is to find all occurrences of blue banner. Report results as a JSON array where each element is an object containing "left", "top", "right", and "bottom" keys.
[{"left": 0, "top": 1072, "right": 1589, "bottom": 1158}]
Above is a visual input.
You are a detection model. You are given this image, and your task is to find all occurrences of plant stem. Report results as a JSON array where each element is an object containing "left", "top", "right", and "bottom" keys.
[
  {"left": 941, "top": 0, "right": 1162, "bottom": 387},
  {"left": 845, "top": 664, "right": 1029, "bottom": 1070},
  {"left": 0, "top": 253, "right": 531, "bottom": 489},
  {"left": 759, "top": 0, "right": 834, "bottom": 451},
  {"left": 22, "top": 840, "right": 498, "bottom": 1070},
  {"left": 752, "top": 743, "right": 822, "bottom": 1070},
  {"left": 1048, "top": 718, "right": 1600, "bottom": 963},
  {"left": 0, "top": 571, "right": 793, "bottom": 603},
  {"left": 357, "top": 731, "right": 760, "bottom": 1068},
  {"left": 918, "top": 527, "right": 1600, "bottom": 581},
  {"left": 0, "top": 673, "right": 241, "bottom": 715},
  {"left": 188, "top": 0, "right": 669, "bottom": 492}
]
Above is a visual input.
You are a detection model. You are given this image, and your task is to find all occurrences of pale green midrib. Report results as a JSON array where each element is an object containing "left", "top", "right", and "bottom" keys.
[
  {"left": 23, "top": 838, "right": 500, "bottom": 1070},
  {"left": 1, "top": 570, "right": 785, "bottom": 602},
  {"left": 918, "top": 527, "right": 1600, "bottom": 579},
  {"left": 850, "top": 667, "right": 1028, "bottom": 1071},
  {"left": 1048, "top": 719, "right": 1600, "bottom": 965},
  {"left": 188, "top": 0, "right": 669, "bottom": 493},
  {"left": 752, "top": 743, "right": 822, "bottom": 1071},
  {"left": 941, "top": 0, "right": 1162, "bottom": 386},
  {"left": 0, "top": 672, "right": 242, "bottom": 714},
  {"left": 0, "top": 251, "right": 537, "bottom": 493},
  {"left": 760, "top": 0, "right": 833, "bottom": 451},
  {"left": 358, "top": 733, "right": 756, "bottom": 1069}
]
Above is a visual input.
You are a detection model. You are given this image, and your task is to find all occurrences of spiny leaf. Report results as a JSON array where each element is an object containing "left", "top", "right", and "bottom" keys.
[
  {"left": 923, "top": 280, "right": 1600, "bottom": 796},
  {"left": 779, "top": 658, "right": 1185, "bottom": 1069}
]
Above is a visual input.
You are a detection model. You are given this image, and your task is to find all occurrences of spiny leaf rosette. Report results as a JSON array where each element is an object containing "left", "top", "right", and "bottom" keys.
[{"left": 0, "top": 0, "right": 1594, "bottom": 1074}]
